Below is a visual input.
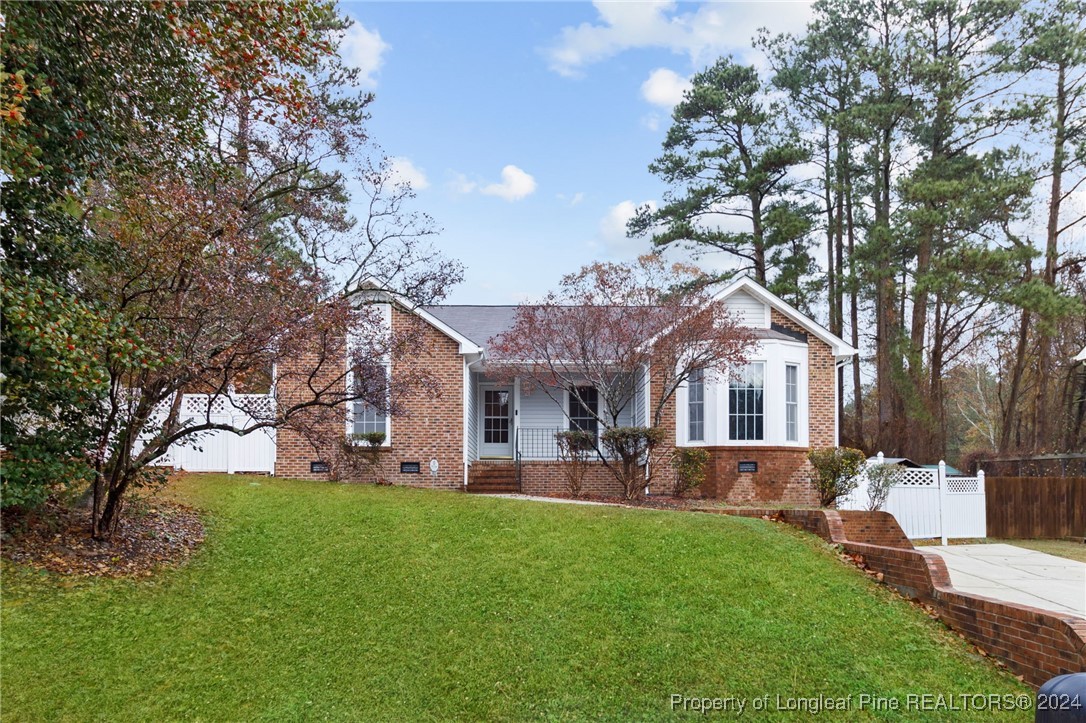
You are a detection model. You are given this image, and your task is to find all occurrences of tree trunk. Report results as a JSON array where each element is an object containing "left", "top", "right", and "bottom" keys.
[
  {"left": 750, "top": 193, "right": 767, "bottom": 283},
  {"left": 874, "top": 128, "right": 899, "bottom": 455},
  {"left": 824, "top": 124, "right": 837, "bottom": 335},
  {"left": 1034, "top": 60, "right": 1068, "bottom": 453},
  {"left": 1000, "top": 276, "right": 1033, "bottom": 452},
  {"left": 846, "top": 171, "right": 863, "bottom": 448}
]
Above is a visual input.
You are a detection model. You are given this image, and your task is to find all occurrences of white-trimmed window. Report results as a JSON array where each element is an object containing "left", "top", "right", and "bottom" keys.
[
  {"left": 785, "top": 363, "right": 798, "bottom": 442},
  {"left": 688, "top": 368, "right": 705, "bottom": 442},
  {"left": 350, "top": 360, "right": 390, "bottom": 444},
  {"left": 729, "top": 362, "right": 765, "bottom": 441},
  {"left": 352, "top": 402, "right": 386, "bottom": 436},
  {"left": 569, "top": 386, "right": 598, "bottom": 434}
]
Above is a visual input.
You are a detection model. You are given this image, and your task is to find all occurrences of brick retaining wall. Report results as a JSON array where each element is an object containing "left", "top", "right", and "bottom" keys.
[{"left": 712, "top": 508, "right": 1086, "bottom": 687}]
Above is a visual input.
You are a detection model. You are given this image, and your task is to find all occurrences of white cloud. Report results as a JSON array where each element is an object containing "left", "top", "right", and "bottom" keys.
[
  {"left": 447, "top": 172, "right": 477, "bottom": 194},
  {"left": 388, "top": 157, "right": 429, "bottom": 190},
  {"left": 558, "top": 191, "right": 586, "bottom": 206},
  {"left": 479, "top": 165, "right": 538, "bottom": 201},
  {"left": 339, "top": 19, "right": 390, "bottom": 87},
  {"left": 641, "top": 68, "right": 692, "bottom": 108},
  {"left": 544, "top": 1, "right": 812, "bottom": 77},
  {"left": 593, "top": 199, "right": 658, "bottom": 258}
]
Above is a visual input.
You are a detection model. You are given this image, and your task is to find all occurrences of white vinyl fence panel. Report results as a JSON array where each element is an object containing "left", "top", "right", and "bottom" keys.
[
  {"left": 138, "top": 394, "right": 276, "bottom": 474},
  {"left": 841, "top": 454, "right": 986, "bottom": 542},
  {"left": 941, "top": 474, "right": 986, "bottom": 540}
]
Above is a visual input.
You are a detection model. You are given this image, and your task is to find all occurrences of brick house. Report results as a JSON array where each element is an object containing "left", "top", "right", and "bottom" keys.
[{"left": 275, "top": 276, "right": 856, "bottom": 504}]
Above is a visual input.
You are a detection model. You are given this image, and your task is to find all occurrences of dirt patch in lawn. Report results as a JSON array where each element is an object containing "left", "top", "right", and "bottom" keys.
[{"left": 2, "top": 499, "right": 205, "bottom": 578}]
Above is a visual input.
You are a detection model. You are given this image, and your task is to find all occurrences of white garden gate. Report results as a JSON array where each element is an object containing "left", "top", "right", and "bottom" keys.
[
  {"left": 840, "top": 453, "right": 986, "bottom": 543},
  {"left": 143, "top": 394, "right": 276, "bottom": 474}
]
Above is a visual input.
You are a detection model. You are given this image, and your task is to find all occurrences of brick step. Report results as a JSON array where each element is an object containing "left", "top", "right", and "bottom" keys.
[
  {"left": 469, "top": 463, "right": 515, "bottom": 474},
  {"left": 466, "top": 481, "right": 519, "bottom": 494},
  {"left": 466, "top": 463, "right": 518, "bottom": 494},
  {"left": 467, "top": 476, "right": 517, "bottom": 486},
  {"left": 470, "top": 468, "right": 517, "bottom": 480}
]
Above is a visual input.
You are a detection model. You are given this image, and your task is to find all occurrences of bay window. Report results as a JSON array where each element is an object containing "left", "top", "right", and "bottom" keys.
[
  {"left": 688, "top": 368, "right": 705, "bottom": 442},
  {"left": 729, "top": 362, "right": 765, "bottom": 441},
  {"left": 785, "top": 363, "right": 798, "bottom": 442}
]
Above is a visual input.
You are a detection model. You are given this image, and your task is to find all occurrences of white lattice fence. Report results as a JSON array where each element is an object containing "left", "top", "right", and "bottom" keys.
[
  {"left": 139, "top": 394, "right": 276, "bottom": 474},
  {"left": 841, "top": 454, "right": 986, "bottom": 542}
]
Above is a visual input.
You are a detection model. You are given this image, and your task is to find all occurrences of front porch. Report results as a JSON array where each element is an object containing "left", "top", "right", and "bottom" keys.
[
  {"left": 466, "top": 372, "right": 642, "bottom": 463},
  {"left": 464, "top": 428, "right": 596, "bottom": 494},
  {"left": 463, "top": 371, "right": 642, "bottom": 495}
]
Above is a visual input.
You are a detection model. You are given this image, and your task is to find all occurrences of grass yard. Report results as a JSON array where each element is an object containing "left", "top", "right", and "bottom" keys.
[
  {"left": 995, "top": 539, "right": 1086, "bottom": 563},
  {"left": 2, "top": 475, "right": 1029, "bottom": 721}
]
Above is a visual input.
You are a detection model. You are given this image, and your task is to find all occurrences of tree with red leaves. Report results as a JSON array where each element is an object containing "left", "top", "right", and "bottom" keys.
[{"left": 489, "top": 255, "right": 754, "bottom": 499}]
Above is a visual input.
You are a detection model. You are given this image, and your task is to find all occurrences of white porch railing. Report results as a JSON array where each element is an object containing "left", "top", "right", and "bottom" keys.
[
  {"left": 139, "top": 394, "right": 276, "bottom": 474},
  {"left": 841, "top": 453, "right": 987, "bottom": 543}
]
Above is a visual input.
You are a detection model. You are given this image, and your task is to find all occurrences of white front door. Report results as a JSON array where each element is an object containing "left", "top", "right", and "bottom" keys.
[{"left": 479, "top": 385, "right": 513, "bottom": 458}]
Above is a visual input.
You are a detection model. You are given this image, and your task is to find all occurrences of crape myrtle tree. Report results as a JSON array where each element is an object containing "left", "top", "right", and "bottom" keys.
[
  {"left": 82, "top": 167, "right": 455, "bottom": 537},
  {"left": 488, "top": 256, "right": 754, "bottom": 499},
  {"left": 1, "top": 1, "right": 462, "bottom": 536}
]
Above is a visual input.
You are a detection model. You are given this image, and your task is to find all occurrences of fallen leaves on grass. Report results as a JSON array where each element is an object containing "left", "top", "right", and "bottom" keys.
[{"left": 2, "top": 500, "right": 204, "bottom": 578}]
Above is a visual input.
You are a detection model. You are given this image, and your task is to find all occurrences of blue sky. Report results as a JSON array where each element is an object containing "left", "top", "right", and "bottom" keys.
[{"left": 338, "top": 2, "right": 813, "bottom": 304}]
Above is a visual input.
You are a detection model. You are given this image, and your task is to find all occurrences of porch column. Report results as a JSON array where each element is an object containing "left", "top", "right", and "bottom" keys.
[{"left": 513, "top": 376, "right": 521, "bottom": 457}]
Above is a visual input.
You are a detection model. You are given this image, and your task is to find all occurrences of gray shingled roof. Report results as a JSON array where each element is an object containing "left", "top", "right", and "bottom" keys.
[
  {"left": 423, "top": 306, "right": 520, "bottom": 347},
  {"left": 423, "top": 305, "right": 801, "bottom": 349}
]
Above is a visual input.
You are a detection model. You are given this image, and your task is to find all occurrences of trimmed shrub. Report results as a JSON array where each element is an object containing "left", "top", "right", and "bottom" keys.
[
  {"left": 556, "top": 429, "right": 596, "bottom": 496},
  {"left": 671, "top": 447, "right": 710, "bottom": 497},
  {"left": 808, "top": 446, "right": 866, "bottom": 508},
  {"left": 864, "top": 462, "right": 903, "bottom": 511},
  {"left": 600, "top": 426, "right": 665, "bottom": 500}
]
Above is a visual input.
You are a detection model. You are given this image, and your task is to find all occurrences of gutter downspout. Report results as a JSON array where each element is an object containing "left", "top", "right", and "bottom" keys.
[{"left": 834, "top": 358, "right": 849, "bottom": 448}]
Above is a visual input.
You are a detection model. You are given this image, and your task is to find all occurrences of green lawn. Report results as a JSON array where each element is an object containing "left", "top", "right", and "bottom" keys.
[{"left": 2, "top": 475, "right": 1029, "bottom": 721}]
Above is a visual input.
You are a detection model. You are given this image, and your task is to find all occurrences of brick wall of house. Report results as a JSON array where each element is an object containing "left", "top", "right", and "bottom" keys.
[
  {"left": 378, "top": 306, "right": 465, "bottom": 490},
  {"left": 713, "top": 507, "right": 1086, "bottom": 687},
  {"left": 274, "top": 305, "right": 466, "bottom": 490},
  {"left": 519, "top": 461, "right": 628, "bottom": 497},
  {"left": 700, "top": 446, "right": 818, "bottom": 505},
  {"left": 770, "top": 308, "right": 836, "bottom": 449},
  {"left": 275, "top": 336, "right": 348, "bottom": 481},
  {"left": 647, "top": 311, "right": 837, "bottom": 505}
]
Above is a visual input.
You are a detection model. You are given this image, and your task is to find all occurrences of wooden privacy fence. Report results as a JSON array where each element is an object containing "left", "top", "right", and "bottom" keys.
[{"left": 985, "top": 476, "right": 1086, "bottom": 539}]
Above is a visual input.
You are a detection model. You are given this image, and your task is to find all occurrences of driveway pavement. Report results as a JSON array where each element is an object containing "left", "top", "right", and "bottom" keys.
[{"left": 916, "top": 543, "right": 1086, "bottom": 618}]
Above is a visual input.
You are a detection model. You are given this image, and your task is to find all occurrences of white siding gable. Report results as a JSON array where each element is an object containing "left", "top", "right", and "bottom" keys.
[{"left": 723, "top": 289, "right": 769, "bottom": 328}]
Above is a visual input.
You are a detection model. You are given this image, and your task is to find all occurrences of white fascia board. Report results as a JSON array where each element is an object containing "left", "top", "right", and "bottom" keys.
[
  {"left": 713, "top": 276, "right": 858, "bottom": 358},
  {"left": 351, "top": 284, "right": 482, "bottom": 356}
]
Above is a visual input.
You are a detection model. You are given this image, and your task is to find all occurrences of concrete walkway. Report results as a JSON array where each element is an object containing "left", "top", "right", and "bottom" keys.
[{"left": 917, "top": 544, "right": 1086, "bottom": 619}]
